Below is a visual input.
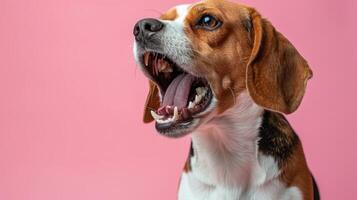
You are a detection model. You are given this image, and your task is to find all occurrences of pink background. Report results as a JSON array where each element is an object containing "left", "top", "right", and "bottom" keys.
[{"left": 0, "top": 0, "right": 356, "bottom": 199}]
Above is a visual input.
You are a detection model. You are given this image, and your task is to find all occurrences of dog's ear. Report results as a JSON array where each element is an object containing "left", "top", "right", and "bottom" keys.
[
  {"left": 143, "top": 81, "right": 160, "bottom": 123},
  {"left": 246, "top": 9, "right": 312, "bottom": 114}
]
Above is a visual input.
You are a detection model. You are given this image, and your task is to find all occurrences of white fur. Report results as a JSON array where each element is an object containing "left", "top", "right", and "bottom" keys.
[
  {"left": 175, "top": 4, "right": 190, "bottom": 24},
  {"left": 159, "top": 4, "right": 206, "bottom": 77},
  {"left": 178, "top": 92, "right": 303, "bottom": 200},
  {"left": 159, "top": 4, "right": 193, "bottom": 71}
]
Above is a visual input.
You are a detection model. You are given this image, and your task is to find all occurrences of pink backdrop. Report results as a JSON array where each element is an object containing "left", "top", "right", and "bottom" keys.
[{"left": 0, "top": 0, "right": 356, "bottom": 199}]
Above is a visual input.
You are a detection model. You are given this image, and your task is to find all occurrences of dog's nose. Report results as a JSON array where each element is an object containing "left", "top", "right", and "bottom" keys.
[{"left": 133, "top": 18, "right": 164, "bottom": 42}]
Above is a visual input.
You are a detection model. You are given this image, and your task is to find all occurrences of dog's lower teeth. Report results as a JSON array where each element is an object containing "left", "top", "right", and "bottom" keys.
[
  {"left": 151, "top": 110, "right": 164, "bottom": 120},
  {"left": 156, "top": 119, "right": 167, "bottom": 124},
  {"left": 154, "top": 106, "right": 179, "bottom": 124},
  {"left": 173, "top": 106, "right": 178, "bottom": 120},
  {"left": 188, "top": 101, "right": 195, "bottom": 109}
]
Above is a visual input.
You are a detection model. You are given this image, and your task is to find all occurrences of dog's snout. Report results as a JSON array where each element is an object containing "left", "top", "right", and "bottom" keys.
[{"left": 134, "top": 18, "right": 164, "bottom": 42}]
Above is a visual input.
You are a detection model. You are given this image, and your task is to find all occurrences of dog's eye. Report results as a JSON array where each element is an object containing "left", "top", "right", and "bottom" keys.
[{"left": 195, "top": 15, "right": 221, "bottom": 30}]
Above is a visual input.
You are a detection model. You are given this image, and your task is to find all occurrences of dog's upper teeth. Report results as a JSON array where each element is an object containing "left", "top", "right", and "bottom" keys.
[
  {"left": 196, "top": 87, "right": 207, "bottom": 96},
  {"left": 151, "top": 110, "right": 164, "bottom": 120},
  {"left": 196, "top": 87, "right": 204, "bottom": 95},
  {"left": 193, "top": 87, "right": 207, "bottom": 104},
  {"left": 144, "top": 53, "right": 150, "bottom": 67}
]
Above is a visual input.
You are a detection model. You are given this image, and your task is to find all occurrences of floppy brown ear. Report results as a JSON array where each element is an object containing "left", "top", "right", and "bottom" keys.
[
  {"left": 246, "top": 9, "right": 313, "bottom": 114},
  {"left": 143, "top": 81, "right": 160, "bottom": 123}
]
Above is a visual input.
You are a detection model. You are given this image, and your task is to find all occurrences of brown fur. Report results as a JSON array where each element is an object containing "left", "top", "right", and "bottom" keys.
[
  {"left": 280, "top": 142, "right": 314, "bottom": 199},
  {"left": 143, "top": 81, "right": 160, "bottom": 123},
  {"left": 160, "top": 7, "right": 178, "bottom": 21},
  {"left": 260, "top": 111, "right": 314, "bottom": 199},
  {"left": 247, "top": 9, "right": 313, "bottom": 114}
]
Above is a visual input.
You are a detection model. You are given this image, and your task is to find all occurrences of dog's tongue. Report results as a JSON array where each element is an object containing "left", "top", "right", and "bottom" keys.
[{"left": 163, "top": 74, "right": 195, "bottom": 108}]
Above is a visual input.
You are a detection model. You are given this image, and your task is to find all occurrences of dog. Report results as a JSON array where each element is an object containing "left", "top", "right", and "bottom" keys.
[{"left": 133, "top": 0, "right": 319, "bottom": 199}]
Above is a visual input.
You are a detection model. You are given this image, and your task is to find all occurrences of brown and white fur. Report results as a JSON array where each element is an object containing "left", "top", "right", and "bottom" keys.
[{"left": 133, "top": 0, "right": 319, "bottom": 199}]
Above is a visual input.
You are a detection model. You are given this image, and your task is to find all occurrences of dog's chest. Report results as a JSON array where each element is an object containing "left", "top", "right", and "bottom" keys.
[
  {"left": 177, "top": 97, "right": 303, "bottom": 200},
  {"left": 177, "top": 136, "right": 303, "bottom": 200},
  {"left": 178, "top": 171, "right": 302, "bottom": 200},
  {"left": 178, "top": 153, "right": 302, "bottom": 200}
]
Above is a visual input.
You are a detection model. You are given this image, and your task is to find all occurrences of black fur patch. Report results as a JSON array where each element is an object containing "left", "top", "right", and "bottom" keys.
[
  {"left": 258, "top": 111, "right": 299, "bottom": 167},
  {"left": 312, "top": 176, "right": 320, "bottom": 200},
  {"left": 184, "top": 142, "right": 194, "bottom": 172},
  {"left": 189, "top": 142, "right": 194, "bottom": 157}
]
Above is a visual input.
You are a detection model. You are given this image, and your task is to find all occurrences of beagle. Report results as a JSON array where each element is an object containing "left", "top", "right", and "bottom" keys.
[{"left": 133, "top": 0, "right": 319, "bottom": 199}]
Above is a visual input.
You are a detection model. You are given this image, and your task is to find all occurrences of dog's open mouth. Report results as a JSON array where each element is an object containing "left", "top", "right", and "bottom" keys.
[{"left": 141, "top": 52, "right": 213, "bottom": 135}]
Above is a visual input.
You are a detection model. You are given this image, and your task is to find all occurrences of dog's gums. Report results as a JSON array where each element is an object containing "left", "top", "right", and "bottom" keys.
[{"left": 141, "top": 52, "right": 213, "bottom": 133}]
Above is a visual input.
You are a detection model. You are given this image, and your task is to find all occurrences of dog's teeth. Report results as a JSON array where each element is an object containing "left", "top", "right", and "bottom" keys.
[
  {"left": 193, "top": 87, "right": 207, "bottom": 105},
  {"left": 194, "top": 95, "right": 202, "bottom": 104},
  {"left": 144, "top": 53, "right": 150, "bottom": 66},
  {"left": 173, "top": 106, "right": 178, "bottom": 121},
  {"left": 196, "top": 87, "right": 203, "bottom": 95},
  {"left": 157, "top": 117, "right": 170, "bottom": 124},
  {"left": 194, "top": 95, "right": 199, "bottom": 103},
  {"left": 188, "top": 101, "right": 195, "bottom": 109},
  {"left": 151, "top": 110, "right": 164, "bottom": 120},
  {"left": 195, "top": 87, "right": 207, "bottom": 97},
  {"left": 156, "top": 119, "right": 165, "bottom": 124},
  {"left": 154, "top": 107, "right": 178, "bottom": 124}
]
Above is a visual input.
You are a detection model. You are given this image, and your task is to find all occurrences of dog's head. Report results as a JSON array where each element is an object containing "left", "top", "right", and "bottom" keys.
[{"left": 133, "top": 0, "right": 312, "bottom": 137}]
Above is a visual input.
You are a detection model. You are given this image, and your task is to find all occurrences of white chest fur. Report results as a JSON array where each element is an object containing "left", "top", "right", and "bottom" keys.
[
  {"left": 178, "top": 92, "right": 302, "bottom": 200},
  {"left": 178, "top": 156, "right": 302, "bottom": 200}
]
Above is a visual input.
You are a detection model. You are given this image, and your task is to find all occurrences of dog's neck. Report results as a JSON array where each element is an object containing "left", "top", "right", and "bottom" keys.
[{"left": 190, "top": 92, "right": 268, "bottom": 188}]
